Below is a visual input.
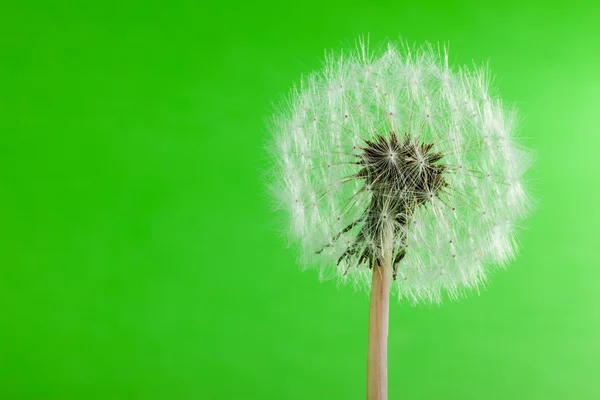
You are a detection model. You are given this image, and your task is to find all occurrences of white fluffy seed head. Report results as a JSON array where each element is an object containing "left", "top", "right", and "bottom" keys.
[{"left": 269, "top": 40, "right": 532, "bottom": 303}]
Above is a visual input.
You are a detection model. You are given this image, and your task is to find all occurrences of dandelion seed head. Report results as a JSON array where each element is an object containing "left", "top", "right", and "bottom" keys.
[{"left": 270, "top": 40, "right": 532, "bottom": 303}]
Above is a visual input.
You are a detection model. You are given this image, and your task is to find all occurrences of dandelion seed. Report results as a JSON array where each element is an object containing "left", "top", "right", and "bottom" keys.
[{"left": 269, "top": 38, "right": 532, "bottom": 400}]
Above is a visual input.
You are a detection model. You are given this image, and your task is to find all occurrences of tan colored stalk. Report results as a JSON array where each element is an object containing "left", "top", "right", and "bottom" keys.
[{"left": 367, "top": 226, "right": 393, "bottom": 400}]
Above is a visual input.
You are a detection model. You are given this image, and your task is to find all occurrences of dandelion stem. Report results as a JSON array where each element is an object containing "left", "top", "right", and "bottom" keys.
[{"left": 367, "top": 226, "right": 393, "bottom": 400}]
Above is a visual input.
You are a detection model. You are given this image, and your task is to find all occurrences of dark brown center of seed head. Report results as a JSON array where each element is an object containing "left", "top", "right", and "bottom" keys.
[
  {"left": 359, "top": 131, "right": 446, "bottom": 202},
  {"left": 334, "top": 131, "right": 447, "bottom": 277}
]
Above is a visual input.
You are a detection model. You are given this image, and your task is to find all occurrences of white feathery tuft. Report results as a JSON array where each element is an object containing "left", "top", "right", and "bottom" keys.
[{"left": 269, "top": 40, "right": 532, "bottom": 303}]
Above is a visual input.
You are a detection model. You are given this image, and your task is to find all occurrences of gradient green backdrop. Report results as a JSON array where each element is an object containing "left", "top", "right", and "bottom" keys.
[{"left": 2, "top": 1, "right": 599, "bottom": 399}]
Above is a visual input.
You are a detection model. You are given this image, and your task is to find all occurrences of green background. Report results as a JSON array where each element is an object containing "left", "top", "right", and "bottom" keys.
[{"left": 1, "top": 1, "right": 599, "bottom": 399}]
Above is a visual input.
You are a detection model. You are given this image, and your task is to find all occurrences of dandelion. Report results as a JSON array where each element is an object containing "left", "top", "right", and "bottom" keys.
[{"left": 269, "top": 39, "right": 531, "bottom": 399}]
